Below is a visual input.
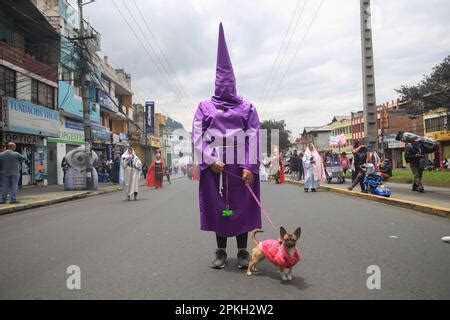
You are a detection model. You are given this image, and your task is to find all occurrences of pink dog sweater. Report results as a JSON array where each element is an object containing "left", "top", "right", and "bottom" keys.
[{"left": 259, "top": 239, "right": 301, "bottom": 268}]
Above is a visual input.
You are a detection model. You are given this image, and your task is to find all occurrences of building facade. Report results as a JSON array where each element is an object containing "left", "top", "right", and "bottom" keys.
[
  {"left": 330, "top": 116, "right": 352, "bottom": 155},
  {"left": 423, "top": 108, "right": 450, "bottom": 167},
  {"left": 34, "top": 0, "right": 136, "bottom": 184},
  {"left": 0, "top": 0, "right": 60, "bottom": 186},
  {"left": 35, "top": 0, "right": 104, "bottom": 185}
]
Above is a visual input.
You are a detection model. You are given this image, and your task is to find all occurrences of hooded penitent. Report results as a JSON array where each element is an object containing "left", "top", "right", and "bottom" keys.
[{"left": 192, "top": 23, "right": 261, "bottom": 237}]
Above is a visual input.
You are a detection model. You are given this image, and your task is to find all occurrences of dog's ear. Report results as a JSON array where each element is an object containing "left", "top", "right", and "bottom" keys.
[
  {"left": 280, "top": 226, "right": 287, "bottom": 238},
  {"left": 294, "top": 227, "right": 301, "bottom": 240}
]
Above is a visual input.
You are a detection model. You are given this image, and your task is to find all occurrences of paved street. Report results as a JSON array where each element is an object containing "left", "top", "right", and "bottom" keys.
[{"left": 0, "top": 178, "right": 449, "bottom": 300}]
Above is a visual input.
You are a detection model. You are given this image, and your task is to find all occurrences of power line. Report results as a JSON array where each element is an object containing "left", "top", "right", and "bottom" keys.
[
  {"left": 111, "top": 0, "right": 189, "bottom": 110},
  {"left": 264, "top": 0, "right": 325, "bottom": 108},
  {"left": 260, "top": 0, "right": 308, "bottom": 108},
  {"left": 259, "top": 0, "right": 302, "bottom": 104},
  {"left": 81, "top": 41, "right": 147, "bottom": 135},
  {"left": 121, "top": 0, "right": 190, "bottom": 108},
  {"left": 130, "top": 0, "right": 192, "bottom": 105}
]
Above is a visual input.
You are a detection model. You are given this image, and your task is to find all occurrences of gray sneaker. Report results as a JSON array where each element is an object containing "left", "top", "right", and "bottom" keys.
[
  {"left": 237, "top": 250, "right": 250, "bottom": 269},
  {"left": 211, "top": 249, "right": 227, "bottom": 269}
]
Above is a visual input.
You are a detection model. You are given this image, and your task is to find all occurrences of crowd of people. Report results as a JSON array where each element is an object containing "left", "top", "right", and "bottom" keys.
[
  {"left": 267, "top": 141, "right": 395, "bottom": 194},
  {"left": 261, "top": 143, "right": 327, "bottom": 192}
]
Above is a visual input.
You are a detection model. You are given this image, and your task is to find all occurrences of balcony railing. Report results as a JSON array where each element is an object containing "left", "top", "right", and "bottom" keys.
[{"left": 0, "top": 42, "right": 57, "bottom": 82}]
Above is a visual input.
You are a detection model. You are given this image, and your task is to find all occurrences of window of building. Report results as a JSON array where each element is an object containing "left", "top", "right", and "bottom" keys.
[
  {"left": 0, "top": 65, "right": 16, "bottom": 98},
  {"left": 31, "top": 79, "right": 55, "bottom": 109},
  {"left": 425, "top": 116, "right": 446, "bottom": 133},
  {"left": 60, "top": 66, "right": 72, "bottom": 83}
]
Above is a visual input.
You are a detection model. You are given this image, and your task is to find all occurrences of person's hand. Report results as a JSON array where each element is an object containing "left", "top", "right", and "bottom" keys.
[
  {"left": 242, "top": 169, "right": 254, "bottom": 185},
  {"left": 415, "top": 153, "right": 423, "bottom": 157},
  {"left": 211, "top": 161, "right": 225, "bottom": 173}
]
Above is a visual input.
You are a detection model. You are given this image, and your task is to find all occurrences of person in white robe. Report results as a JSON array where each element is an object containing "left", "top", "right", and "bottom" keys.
[
  {"left": 121, "top": 147, "right": 142, "bottom": 201},
  {"left": 302, "top": 143, "right": 326, "bottom": 192}
]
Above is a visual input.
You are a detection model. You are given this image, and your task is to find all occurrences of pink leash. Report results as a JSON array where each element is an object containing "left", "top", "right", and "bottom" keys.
[{"left": 224, "top": 170, "right": 277, "bottom": 231}]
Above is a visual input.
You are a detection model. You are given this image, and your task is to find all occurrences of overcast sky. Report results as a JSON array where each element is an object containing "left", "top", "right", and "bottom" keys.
[{"left": 82, "top": 0, "right": 450, "bottom": 137}]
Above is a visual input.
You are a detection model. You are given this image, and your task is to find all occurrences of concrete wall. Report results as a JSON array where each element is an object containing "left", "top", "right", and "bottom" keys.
[{"left": 56, "top": 142, "right": 66, "bottom": 185}]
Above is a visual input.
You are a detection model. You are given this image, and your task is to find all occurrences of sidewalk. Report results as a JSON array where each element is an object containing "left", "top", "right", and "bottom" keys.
[
  {"left": 287, "top": 176, "right": 450, "bottom": 217},
  {"left": 332, "top": 180, "right": 450, "bottom": 209},
  {"left": 0, "top": 175, "right": 186, "bottom": 215}
]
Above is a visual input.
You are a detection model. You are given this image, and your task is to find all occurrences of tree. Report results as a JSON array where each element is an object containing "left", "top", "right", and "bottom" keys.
[
  {"left": 260, "top": 119, "right": 292, "bottom": 154},
  {"left": 396, "top": 55, "right": 450, "bottom": 115}
]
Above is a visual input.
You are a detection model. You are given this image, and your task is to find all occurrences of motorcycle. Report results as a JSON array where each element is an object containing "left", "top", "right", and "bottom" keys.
[{"left": 360, "top": 163, "right": 392, "bottom": 197}]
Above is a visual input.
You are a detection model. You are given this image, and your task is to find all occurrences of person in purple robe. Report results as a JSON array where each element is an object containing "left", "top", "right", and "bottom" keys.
[{"left": 192, "top": 23, "right": 261, "bottom": 270}]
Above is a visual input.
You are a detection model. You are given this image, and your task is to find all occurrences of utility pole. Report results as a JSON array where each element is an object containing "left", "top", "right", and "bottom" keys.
[
  {"left": 143, "top": 105, "right": 148, "bottom": 165},
  {"left": 360, "top": 0, "right": 378, "bottom": 150},
  {"left": 78, "top": 0, "right": 95, "bottom": 190}
]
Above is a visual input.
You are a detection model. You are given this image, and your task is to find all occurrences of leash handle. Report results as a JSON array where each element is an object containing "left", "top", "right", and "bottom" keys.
[{"left": 223, "top": 169, "right": 277, "bottom": 231}]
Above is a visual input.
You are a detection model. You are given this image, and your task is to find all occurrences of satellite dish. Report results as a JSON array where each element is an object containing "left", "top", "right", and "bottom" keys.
[{"left": 65, "top": 147, "right": 98, "bottom": 172}]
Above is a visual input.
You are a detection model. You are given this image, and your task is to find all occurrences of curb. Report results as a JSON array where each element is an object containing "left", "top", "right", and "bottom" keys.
[
  {"left": 0, "top": 176, "right": 185, "bottom": 216},
  {"left": 286, "top": 179, "right": 450, "bottom": 218}
]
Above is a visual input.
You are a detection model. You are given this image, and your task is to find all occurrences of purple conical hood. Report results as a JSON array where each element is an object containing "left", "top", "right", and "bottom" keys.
[{"left": 212, "top": 22, "right": 242, "bottom": 108}]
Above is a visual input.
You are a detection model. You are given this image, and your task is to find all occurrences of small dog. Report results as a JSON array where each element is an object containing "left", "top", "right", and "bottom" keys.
[{"left": 247, "top": 227, "right": 301, "bottom": 281}]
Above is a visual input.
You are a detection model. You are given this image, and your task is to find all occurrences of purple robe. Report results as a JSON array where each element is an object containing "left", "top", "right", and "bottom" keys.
[{"left": 192, "top": 23, "right": 261, "bottom": 237}]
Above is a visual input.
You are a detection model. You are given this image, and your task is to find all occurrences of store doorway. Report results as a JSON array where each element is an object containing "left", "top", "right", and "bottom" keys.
[{"left": 47, "top": 142, "right": 58, "bottom": 185}]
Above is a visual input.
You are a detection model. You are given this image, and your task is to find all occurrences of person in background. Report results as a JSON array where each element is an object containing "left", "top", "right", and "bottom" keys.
[
  {"left": 348, "top": 141, "right": 367, "bottom": 192},
  {"left": 405, "top": 140, "right": 425, "bottom": 193},
  {"left": 260, "top": 153, "right": 269, "bottom": 182},
  {"left": 268, "top": 146, "right": 281, "bottom": 184},
  {"left": 142, "top": 163, "right": 148, "bottom": 180},
  {"left": 298, "top": 152, "right": 304, "bottom": 181},
  {"left": 379, "top": 159, "right": 392, "bottom": 181},
  {"left": 339, "top": 152, "right": 350, "bottom": 178},
  {"left": 121, "top": 147, "right": 142, "bottom": 201},
  {"left": 278, "top": 152, "right": 285, "bottom": 184},
  {"left": 112, "top": 156, "right": 121, "bottom": 184},
  {"left": 289, "top": 150, "right": 301, "bottom": 180},
  {"left": 0, "top": 142, "right": 27, "bottom": 204},
  {"left": 61, "top": 156, "right": 70, "bottom": 184},
  {"left": 443, "top": 158, "right": 448, "bottom": 170},
  {"left": 165, "top": 165, "right": 172, "bottom": 184},
  {"left": 148, "top": 152, "right": 165, "bottom": 189},
  {"left": 349, "top": 143, "right": 382, "bottom": 191},
  {"left": 302, "top": 143, "right": 326, "bottom": 192}
]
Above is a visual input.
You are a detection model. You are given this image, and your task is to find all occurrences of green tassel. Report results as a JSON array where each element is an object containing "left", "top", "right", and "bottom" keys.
[{"left": 222, "top": 209, "right": 234, "bottom": 217}]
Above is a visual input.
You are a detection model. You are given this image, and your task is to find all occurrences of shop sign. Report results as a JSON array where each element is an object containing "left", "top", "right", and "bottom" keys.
[
  {"left": 145, "top": 101, "right": 155, "bottom": 134},
  {"left": 107, "top": 145, "right": 114, "bottom": 161},
  {"left": 426, "top": 131, "right": 450, "bottom": 142},
  {"left": 92, "top": 123, "right": 111, "bottom": 142},
  {"left": 119, "top": 133, "right": 129, "bottom": 143},
  {"left": 48, "top": 118, "right": 85, "bottom": 145},
  {"left": 385, "top": 136, "right": 404, "bottom": 149},
  {"left": 150, "top": 136, "right": 161, "bottom": 148},
  {"left": 3, "top": 132, "right": 44, "bottom": 145},
  {"left": 98, "top": 90, "right": 118, "bottom": 112},
  {"left": 2, "top": 97, "right": 60, "bottom": 137},
  {"left": 112, "top": 133, "right": 120, "bottom": 144}
]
